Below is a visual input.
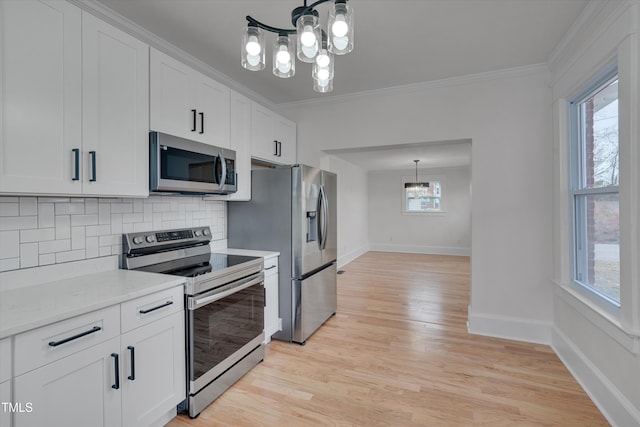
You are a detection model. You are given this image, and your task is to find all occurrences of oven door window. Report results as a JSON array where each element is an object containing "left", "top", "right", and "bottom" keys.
[
  {"left": 161, "top": 146, "right": 217, "bottom": 184},
  {"left": 190, "top": 283, "right": 264, "bottom": 380}
]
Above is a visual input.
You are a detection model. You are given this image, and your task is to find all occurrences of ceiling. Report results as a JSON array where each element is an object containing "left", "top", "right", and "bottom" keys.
[{"left": 96, "top": 0, "right": 587, "bottom": 171}]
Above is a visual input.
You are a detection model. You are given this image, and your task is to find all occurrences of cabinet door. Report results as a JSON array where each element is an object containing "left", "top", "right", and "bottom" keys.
[
  {"left": 14, "top": 337, "right": 121, "bottom": 427},
  {"left": 251, "top": 103, "right": 276, "bottom": 161},
  {"left": 227, "top": 91, "right": 252, "bottom": 201},
  {"left": 150, "top": 48, "right": 194, "bottom": 140},
  {"left": 82, "top": 12, "right": 149, "bottom": 197},
  {"left": 121, "top": 311, "right": 185, "bottom": 427},
  {"left": 264, "top": 257, "right": 280, "bottom": 341},
  {"left": 196, "top": 74, "right": 230, "bottom": 148},
  {"left": 0, "top": 0, "right": 82, "bottom": 194},
  {"left": 275, "top": 114, "right": 297, "bottom": 165}
]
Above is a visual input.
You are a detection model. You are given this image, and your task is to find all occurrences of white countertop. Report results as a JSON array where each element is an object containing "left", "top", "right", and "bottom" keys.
[
  {"left": 218, "top": 248, "right": 280, "bottom": 259},
  {"left": 0, "top": 270, "right": 185, "bottom": 339}
]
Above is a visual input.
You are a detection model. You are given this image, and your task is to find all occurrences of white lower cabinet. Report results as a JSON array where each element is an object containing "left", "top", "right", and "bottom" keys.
[
  {"left": 11, "top": 286, "right": 185, "bottom": 427},
  {"left": 264, "top": 255, "right": 280, "bottom": 342}
]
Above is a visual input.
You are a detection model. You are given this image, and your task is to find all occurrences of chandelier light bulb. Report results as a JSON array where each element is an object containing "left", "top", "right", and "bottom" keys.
[
  {"left": 316, "top": 51, "right": 330, "bottom": 68},
  {"left": 245, "top": 35, "right": 261, "bottom": 56},
  {"left": 276, "top": 47, "right": 290, "bottom": 64},
  {"left": 332, "top": 36, "right": 348, "bottom": 51},
  {"left": 317, "top": 68, "right": 330, "bottom": 81},
  {"left": 300, "top": 25, "right": 316, "bottom": 47},
  {"left": 246, "top": 54, "right": 260, "bottom": 66},
  {"left": 331, "top": 15, "right": 349, "bottom": 37},
  {"left": 273, "top": 35, "right": 295, "bottom": 78}
]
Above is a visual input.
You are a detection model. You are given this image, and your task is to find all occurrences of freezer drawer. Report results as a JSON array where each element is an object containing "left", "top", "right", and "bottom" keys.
[{"left": 291, "top": 262, "right": 337, "bottom": 344}]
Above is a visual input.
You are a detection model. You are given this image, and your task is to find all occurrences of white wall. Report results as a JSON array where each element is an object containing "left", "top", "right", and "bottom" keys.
[
  {"left": 368, "top": 166, "right": 471, "bottom": 256},
  {"left": 280, "top": 65, "right": 554, "bottom": 344},
  {"left": 549, "top": 1, "right": 640, "bottom": 425}
]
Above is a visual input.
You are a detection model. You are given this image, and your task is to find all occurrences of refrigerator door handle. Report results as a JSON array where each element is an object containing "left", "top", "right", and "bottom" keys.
[{"left": 319, "top": 185, "right": 329, "bottom": 250}]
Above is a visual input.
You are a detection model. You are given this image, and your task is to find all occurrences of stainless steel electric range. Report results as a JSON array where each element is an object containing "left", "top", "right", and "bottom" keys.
[{"left": 121, "top": 227, "right": 264, "bottom": 418}]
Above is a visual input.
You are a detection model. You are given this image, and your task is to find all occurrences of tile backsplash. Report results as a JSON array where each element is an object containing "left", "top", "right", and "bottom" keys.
[{"left": 0, "top": 196, "right": 226, "bottom": 272}]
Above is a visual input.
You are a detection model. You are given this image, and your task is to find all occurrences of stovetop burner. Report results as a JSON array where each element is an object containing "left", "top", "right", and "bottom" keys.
[{"left": 166, "top": 253, "right": 261, "bottom": 278}]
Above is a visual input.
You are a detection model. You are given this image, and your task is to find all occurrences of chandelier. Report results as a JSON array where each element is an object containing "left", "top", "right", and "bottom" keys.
[
  {"left": 241, "top": 0, "right": 354, "bottom": 93},
  {"left": 405, "top": 160, "right": 430, "bottom": 198}
]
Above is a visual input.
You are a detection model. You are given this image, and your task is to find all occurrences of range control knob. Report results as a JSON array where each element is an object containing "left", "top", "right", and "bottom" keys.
[
  {"left": 203, "top": 228, "right": 210, "bottom": 236},
  {"left": 145, "top": 235, "right": 156, "bottom": 243},
  {"left": 194, "top": 230, "right": 202, "bottom": 237},
  {"left": 132, "top": 236, "right": 143, "bottom": 245}
]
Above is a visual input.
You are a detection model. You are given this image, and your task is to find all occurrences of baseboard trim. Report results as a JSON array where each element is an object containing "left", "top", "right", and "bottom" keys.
[
  {"left": 337, "top": 244, "right": 369, "bottom": 268},
  {"left": 551, "top": 327, "right": 640, "bottom": 427},
  {"left": 467, "top": 309, "right": 552, "bottom": 344},
  {"left": 369, "top": 243, "right": 470, "bottom": 256}
]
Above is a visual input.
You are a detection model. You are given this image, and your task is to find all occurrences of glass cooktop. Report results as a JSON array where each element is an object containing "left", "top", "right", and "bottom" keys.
[{"left": 165, "top": 253, "right": 261, "bottom": 278}]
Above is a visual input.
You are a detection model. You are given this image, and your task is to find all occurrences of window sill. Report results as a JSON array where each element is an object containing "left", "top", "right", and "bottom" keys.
[{"left": 553, "top": 281, "right": 639, "bottom": 355}]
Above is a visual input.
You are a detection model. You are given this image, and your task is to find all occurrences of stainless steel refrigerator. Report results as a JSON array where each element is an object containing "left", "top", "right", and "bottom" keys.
[{"left": 228, "top": 165, "right": 337, "bottom": 344}]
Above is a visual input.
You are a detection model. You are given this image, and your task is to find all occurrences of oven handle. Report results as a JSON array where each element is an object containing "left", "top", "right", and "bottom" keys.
[{"left": 188, "top": 272, "right": 264, "bottom": 310}]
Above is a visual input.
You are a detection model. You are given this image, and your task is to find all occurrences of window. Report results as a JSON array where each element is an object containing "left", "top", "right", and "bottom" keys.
[
  {"left": 570, "top": 71, "right": 619, "bottom": 305},
  {"left": 402, "top": 177, "right": 442, "bottom": 213}
]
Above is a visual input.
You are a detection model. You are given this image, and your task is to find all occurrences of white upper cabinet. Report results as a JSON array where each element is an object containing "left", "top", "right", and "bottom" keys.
[
  {"left": 0, "top": 0, "right": 82, "bottom": 194},
  {"left": 150, "top": 48, "right": 230, "bottom": 148},
  {"left": 251, "top": 103, "right": 297, "bottom": 165},
  {"left": 82, "top": 12, "right": 149, "bottom": 197},
  {"left": 0, "top": 1, "right": 149, "bottom": 197}
]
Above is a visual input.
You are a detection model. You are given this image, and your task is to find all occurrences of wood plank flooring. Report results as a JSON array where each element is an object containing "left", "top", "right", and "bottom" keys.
[{"left": 168, "top": 252, "right": 608, "bottom": 426}]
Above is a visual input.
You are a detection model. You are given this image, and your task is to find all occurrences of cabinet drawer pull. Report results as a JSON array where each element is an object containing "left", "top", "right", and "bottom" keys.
[
  {"left": 191, "top": 109, "right": 197, "bottom": 132},
  {"left": 48, "top": 326, "right": 101, "bottom": 347},
  {"left": 72, "top": 148, "right": 80, "bottom": 181},
  {"left": 127, "top": 346, "right": 135, "bottom": 381},
  {"left": 139, "top": 300, "right": 173, "bottom": 314},
  {"left": 277, "top": 141, "right": 282, "bottom": 157},
  {"left": 265, "top": 265, "right": 276, "bottom": 270},
  {"left": 111, "top": 353, "right": 120, "bottom": 389},
  {"left": 89, "top": 151, "right": 97, "bottom": 182},
  {"left": 199, "top": 112, "right": 204, "bottom": 134},
  {"left": 273, "top": 140, "right": 278, "bottom": 156}
]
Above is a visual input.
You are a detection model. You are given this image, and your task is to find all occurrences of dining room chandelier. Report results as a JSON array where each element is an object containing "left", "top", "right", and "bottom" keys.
[
  {"left": 405, "top": 160, "right": 430, "bottom": 198},
  {"left": 241, "top": 0, "right": 354, "bottom": 93}
]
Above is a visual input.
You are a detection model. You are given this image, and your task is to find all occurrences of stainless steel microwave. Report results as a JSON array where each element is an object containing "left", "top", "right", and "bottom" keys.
[{"left": 149, "top": 131, "right": 237, "bottom": 195}]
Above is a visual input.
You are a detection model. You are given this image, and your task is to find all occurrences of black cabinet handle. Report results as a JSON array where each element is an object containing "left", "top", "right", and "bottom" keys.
[
  {"left": 199, "top": 112, "right": 204, "bottom": 134},
  {"left": 111, "top": 353, "right": 120, "bottom": 389},
  {"left": 48, "top": 326, "right": 101, "bottom": 347},
  {"left": 265, "top": 265, "right": 276, "bottom": 270},
  {"left": 127, "top": 346, "right": 135, "bottom": 381},
  {"left": 191, "top": 109, "right": 197, "bottom": 132},
  {"left": 278, "top": 141, "right": 282, "bottom": 157},
  {"left": 139, "top": 300, "right": 173, "bottom": 314},
  {"left": 273, "top": 140, "right": 278, "bottom": 156},
  {"left": 72, "top": 148, "right": 80, "bottom": 181},
  {"left": 89, "top": 151, "right": 97, "bottom": 182}
]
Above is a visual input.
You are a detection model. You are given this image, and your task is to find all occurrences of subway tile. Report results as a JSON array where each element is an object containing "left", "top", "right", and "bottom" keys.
[
  {"left": 99, "top": 203, "right": 111, "bottom": 225},
  {"left": 99, "top": 246, "right": 111, "bottom": 257},
  {"left": 20, "top": 243, "right": 39, "bottom": 268},
  {"left": 55, "top": 215, "right": 71, "bottom": 239},
  {"left": 21, "top": 228, "right": 56, "bottom": 243},
  {"left": 0, "top": 231, "right": 20, "bottom": 259},
  {"left": 111, "top": 213, "right": 123, "bottom": 234},
  {"left": 71, "top": 214, "right": 98, "bottom": 227},
  {"left": 122, "top": 223, "right": 134, "bottom": 233},
  {"left": 38, "top": 204, "right": 55, "bottom": 228},
  {"left": 55, "top": 202, "right": 85, "bottom": 215},
  {"left": 38, "top": 197, "right": 69, "bottom": 203},
  {"left": 111, "top": 203, "right": 133, "bottom": 214},
  {"left": 38, "top": 253, "right": 56, "bottom": 266},
  {"left": 85, "top": 224, "right": 111, "bottom": 237},
  {"left": 39, "top": 239, "right": 71, "bottom": 254},
  {"left": 19, "top": 197, "right": 38, "bottom": 216},
  {"left": 99, "top": 234, "right": 120, "bottom": 247},
  {"left": 162, "top": 211, "right": 178, "bottom": 221},
  {"left": 86, "top": 237, "right": 99, "bottom": 259},
  {"left": 56, "top": 249, "right": 86, "bottom": 264},
  {"left": 71, "top": 226, "right": 85, "bottom": 250},
  {"left": 143, "top": 203, "right": 152, "bottom": 222},
  {"left": 0, "top": 258, "right": 20, "bottom": 272},
  {"left": 0, "top": 197, "right": 19, "bottom": 203},
  {"left": 99, "top": 198, "right": 120, "bottom": 203},
  {"left": 85, "top": 198, "right": 99, "bottom": 214},
  {"left": 122, "top": 213, "right": 143, "bottom": 224},
  {"left": 133, "top": 222, "right": 153, "bottom": 232},
  {"left": 133, "top": 199, "right": 143, "bottom": 213},
  {"left": 111, "top": 245, "right": 120, "bottom": 255},
  {"left": 0, "top": 203, "right": 19, "bottom": 217},
  {"left": 0, "top": 216, "right": 38, "bottom": 231}
]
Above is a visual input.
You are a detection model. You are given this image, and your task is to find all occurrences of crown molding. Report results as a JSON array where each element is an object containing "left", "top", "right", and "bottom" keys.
[
  {"left": 68, "top": 0, "right": 277, "bottom": 110},
  {"left": 276, "top": 63, "right": 549, "bottom": 110}
]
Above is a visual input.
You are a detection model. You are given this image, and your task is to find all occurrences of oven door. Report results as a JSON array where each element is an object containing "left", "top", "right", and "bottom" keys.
[{"left": 186, "top": 272, "right": 264, "bottom": 394}]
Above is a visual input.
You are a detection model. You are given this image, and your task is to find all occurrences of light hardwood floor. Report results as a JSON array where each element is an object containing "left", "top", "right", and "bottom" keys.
[{"left": 168, "top": 252, "right": 608, "bottom": 426}]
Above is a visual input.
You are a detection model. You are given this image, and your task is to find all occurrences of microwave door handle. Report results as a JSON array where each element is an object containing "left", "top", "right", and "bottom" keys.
[{"left": 218, "top": 152, "right": 227, "bottom": 189}]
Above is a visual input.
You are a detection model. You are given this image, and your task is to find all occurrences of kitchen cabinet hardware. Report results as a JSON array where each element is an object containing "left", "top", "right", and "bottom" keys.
[
  {"left": 72, "top": 148, "right": 80, "bottom": 181},
  {"left": 273, "top": 140, "right": 279, "bottom": 156},
  {"left": 199, "top": 112, "right": 204, "bottom": 134},
  {"left": 278, "top": 141, "right": 282, "bottom": 157},
  {"left": 111, "top": 352, "right": 120, "bottom": 389},
  {"left": 48, "top": 326, "right": 101, "bottom": 347},
  {"left": 265, "top": 265, "right": 277, "bottom": 270},
  {"left": 191, "top": 109, "right": 197, "bottom": 132},
  {"left": 139, "top": 300, "right": 173, "bottom": 314},
  {"left": 127, "top": 346, "right": 135, "bottom": 381},
  {"left": 89, "top": 151, "right": 97, "bottom": 181}
]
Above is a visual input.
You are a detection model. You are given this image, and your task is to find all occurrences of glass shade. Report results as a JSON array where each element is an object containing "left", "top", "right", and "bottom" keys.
[
  {"left": 296, "top": 14, "right": 320, "bottom": 63},
  {"left": 312, "top": 48, "right": 334, "bottom": 81},
  {"left": 241, "top": 26, "right": 265, "bottom": 71},
  {"left": 313, "top": 75, "right": 333, "bottom": 93},
  {"left": 273, "top": 35, "right": 295, "bottom": 78},
  {"left": 328, "top": 1, "right": 353, "bottom": 55}
]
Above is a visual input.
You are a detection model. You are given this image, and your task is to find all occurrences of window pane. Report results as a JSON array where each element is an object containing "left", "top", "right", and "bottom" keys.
[
  {"left": 574, "top": 193, "right": 620, "bottom": 303},
  {"left": 578, "top": 79, "right": 618, "bottom": 189}
]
